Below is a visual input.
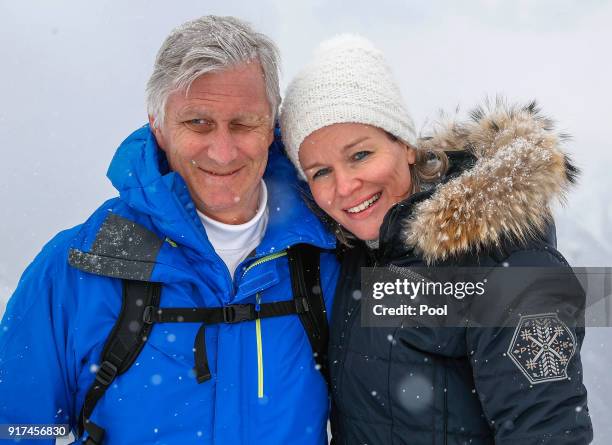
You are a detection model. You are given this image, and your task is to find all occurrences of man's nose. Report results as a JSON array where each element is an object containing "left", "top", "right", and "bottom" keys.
[
  {"left": 207, "top": 127, "right": 238, "bottom": 165},
  {"left": 335, "top": 168, "right": 360, "bottom": 197}
]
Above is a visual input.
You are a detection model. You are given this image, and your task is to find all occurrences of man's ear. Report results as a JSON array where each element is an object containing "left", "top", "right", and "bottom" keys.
[
  {"left": 148, "top": 115, "right": 166, "bottom": 150},
  {"left": 266, "top": 127, "right": 275, "bottom": 148}
]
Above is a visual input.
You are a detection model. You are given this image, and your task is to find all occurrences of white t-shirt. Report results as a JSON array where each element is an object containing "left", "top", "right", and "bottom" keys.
[{"left": 197, "top": 180, "right": 269, "bottom": 279}]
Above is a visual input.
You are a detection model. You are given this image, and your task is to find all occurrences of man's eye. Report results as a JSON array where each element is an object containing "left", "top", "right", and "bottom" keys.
[
  {"left": 230, "top": 122, "right": 255, "bottom": 131},
  {"left": 184, "top": 119, "right": 212, "bottom": 132},
  {"left": 352, "top": 150, "right": 372, "bottom": 161},
  {"left": 312, "top": 168, "right": 331, "bottom": 180}
]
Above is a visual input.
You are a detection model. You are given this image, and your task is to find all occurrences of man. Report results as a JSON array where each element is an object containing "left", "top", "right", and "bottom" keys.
[{"left": 0, "top": 16, "right": 338, "bottom": 445}]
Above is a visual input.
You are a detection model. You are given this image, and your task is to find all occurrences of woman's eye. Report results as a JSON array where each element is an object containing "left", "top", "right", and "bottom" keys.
[
  {"left": 352, "top": 150, "right": 372, "bottom": 161},
  {"left": 312, "top": 168, "right": 331, "bottom": 179}
]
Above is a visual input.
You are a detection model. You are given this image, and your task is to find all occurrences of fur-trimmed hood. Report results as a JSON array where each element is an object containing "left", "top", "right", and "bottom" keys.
[{"left": 403, "top": 99, "right": 578, "bottom": 263}]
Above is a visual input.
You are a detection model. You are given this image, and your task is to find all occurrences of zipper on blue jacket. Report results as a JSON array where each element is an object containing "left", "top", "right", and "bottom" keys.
[
  {"left": 255, "top": 292, "right": 264, "bottom": 398},
  {"left": 241, "top": 251, "right": 288, "bottom": 398}
]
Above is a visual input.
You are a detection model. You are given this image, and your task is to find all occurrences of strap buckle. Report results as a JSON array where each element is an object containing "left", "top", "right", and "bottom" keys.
[
  {"left": 295, "top": 297, "right": 310, "bottom": 314},
  {"left": 223, "top": 304, "right": 256, "bottom": 323},
  {"left": 142, "top": 306, "right": 156, "bottom": 324},
  {"left": 95, "top": 360, "right": 118, "bottom": 386}
]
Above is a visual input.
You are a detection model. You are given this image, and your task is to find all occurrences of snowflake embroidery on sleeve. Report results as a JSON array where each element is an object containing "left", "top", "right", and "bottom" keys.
[{"left": 507, "top": 313, "right": 576, "bottom": 384}]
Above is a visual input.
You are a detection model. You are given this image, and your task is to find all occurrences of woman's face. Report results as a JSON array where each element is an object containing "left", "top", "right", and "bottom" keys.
[{"left": 299, "top": 123, "right": 416, "bottom": 241}]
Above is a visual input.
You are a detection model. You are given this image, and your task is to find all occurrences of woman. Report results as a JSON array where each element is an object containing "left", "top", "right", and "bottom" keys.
[{"left": 280, "top": 35, "right": 592, "bottom": 444}]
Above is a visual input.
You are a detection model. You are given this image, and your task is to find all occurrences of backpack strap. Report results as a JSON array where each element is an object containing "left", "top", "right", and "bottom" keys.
[
  {"left": 143, "top": 244, "right": 326, "bottom": 384},
  {"left": 287, "top": 243, "right": 329, "bottom": 382},
  {"left": 148, "top": 297, "right": 316, "bottom": 383},
  {"left": 76, "top": 241, "right": 326, "bottom": 443},
  {"left": 78, "top": 280, "right": 161, "bottom": 445}
]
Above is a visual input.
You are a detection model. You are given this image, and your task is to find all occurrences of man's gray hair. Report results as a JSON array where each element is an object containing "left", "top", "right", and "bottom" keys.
[{"left": 146, "top": 15, "right": 281, "bottom": 128}]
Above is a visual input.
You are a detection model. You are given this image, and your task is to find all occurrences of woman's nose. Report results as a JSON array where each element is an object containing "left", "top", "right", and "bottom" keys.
[{"left": 335, "top": 168, "right": 360, "bottom": 197}]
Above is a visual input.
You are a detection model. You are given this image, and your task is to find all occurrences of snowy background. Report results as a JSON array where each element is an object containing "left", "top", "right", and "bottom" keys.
[{"left": 1, "top": 0, "right": 611, "bottom": 442}]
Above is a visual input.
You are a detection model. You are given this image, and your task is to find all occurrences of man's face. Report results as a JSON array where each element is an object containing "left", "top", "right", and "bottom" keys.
[{"left": 151, "top": 62, "right": 274, "bottom": 224}]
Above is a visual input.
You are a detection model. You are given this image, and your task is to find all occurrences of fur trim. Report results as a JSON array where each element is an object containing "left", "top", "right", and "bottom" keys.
[{"left": 404, "top": 99, "right": 578, "bottom": 264}]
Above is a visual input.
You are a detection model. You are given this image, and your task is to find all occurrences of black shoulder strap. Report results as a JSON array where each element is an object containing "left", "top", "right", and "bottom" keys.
[
  {"left": 78, "top": 280, "right": 161, "bottom": 445},
  {"left": 287, "top": 243, "right": 329, "bottom": 382},
  {"left": 78, "top": 244, "right": 326, "bottom": 444}
]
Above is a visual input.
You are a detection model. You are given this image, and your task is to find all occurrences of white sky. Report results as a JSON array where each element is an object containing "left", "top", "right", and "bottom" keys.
[
  {"left": 1, "top": 0, "right": 611, "bottom": 289},
  {"left": 1, "top": 0, "right": 612, "bottom": 440}
]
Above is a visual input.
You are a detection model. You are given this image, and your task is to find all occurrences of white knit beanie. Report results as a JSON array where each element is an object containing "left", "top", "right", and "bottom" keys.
[{"left": 280, "top": 34, "right": 416, "bottom": 180}]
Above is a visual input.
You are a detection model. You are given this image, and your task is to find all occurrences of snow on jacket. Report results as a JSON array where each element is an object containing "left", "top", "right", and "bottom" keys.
[
  {"left": 0, "top": 125, "right": 339, "bottom": 445},
  {"left": 328, "top": 101, "right": 593, "bottom": 445}
]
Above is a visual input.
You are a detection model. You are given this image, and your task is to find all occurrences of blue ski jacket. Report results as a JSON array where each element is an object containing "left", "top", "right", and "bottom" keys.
[{"left": 0, "top": 125, "right": 339, "bottom": 444}]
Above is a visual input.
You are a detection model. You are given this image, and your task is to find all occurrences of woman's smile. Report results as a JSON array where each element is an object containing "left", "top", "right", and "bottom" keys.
[{"left": 343, "top": 191, "right": 381, "bottom": 214}]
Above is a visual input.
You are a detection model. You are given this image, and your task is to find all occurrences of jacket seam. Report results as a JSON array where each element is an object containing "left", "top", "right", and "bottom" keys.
[
  {"left": 335, "top": 409, "right": 492, "bottom": 437},
  {"left": 388, "top": 326, "right": 398, "bottom": 445},
  {"left": 495, "top": 426, "right": 592, "bottom": 443},
  {"left": 343, "top": 346, "right": 469, "bottom": 367}
]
